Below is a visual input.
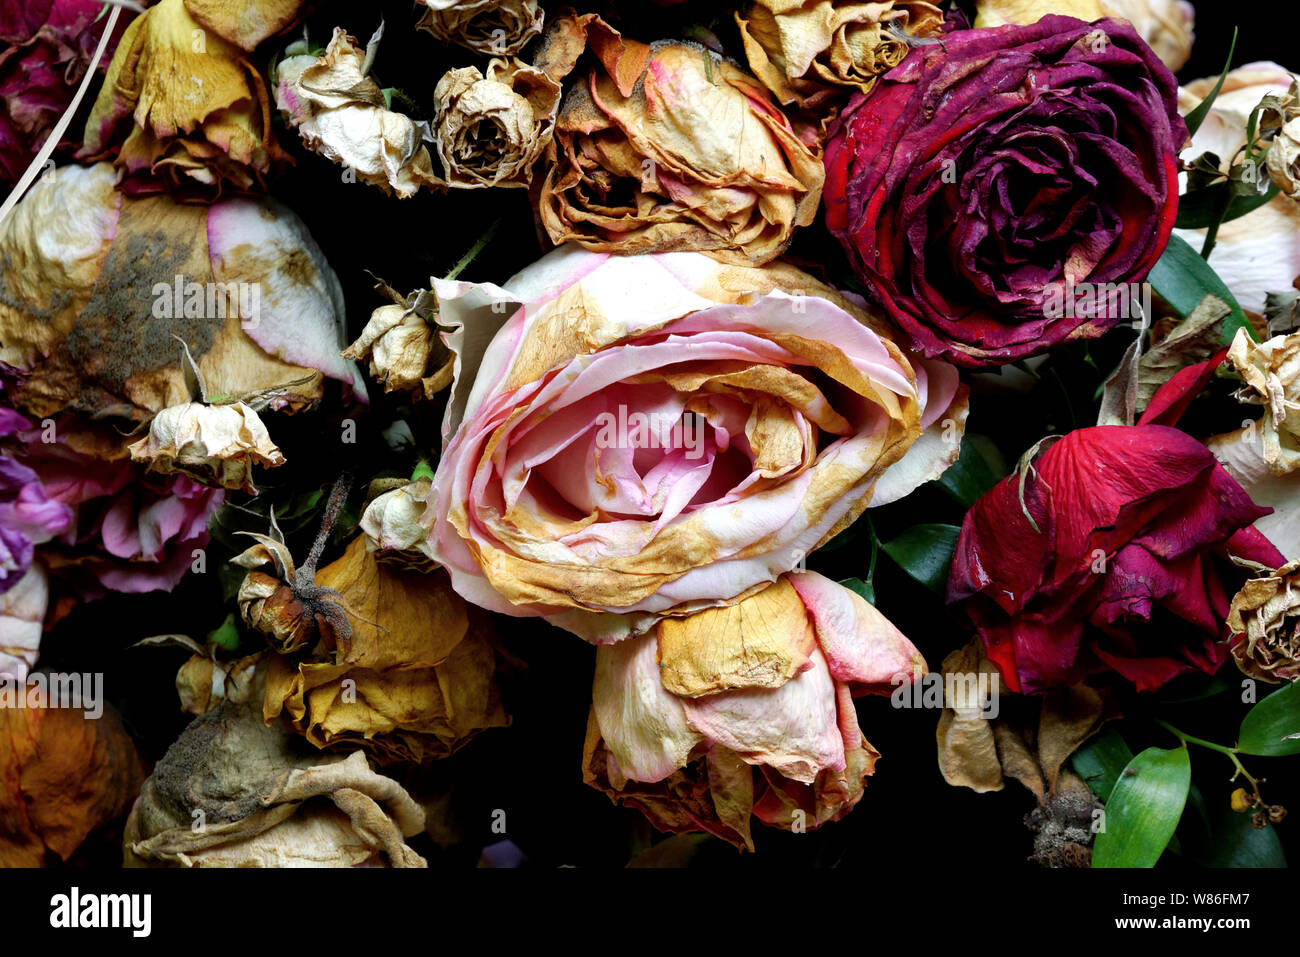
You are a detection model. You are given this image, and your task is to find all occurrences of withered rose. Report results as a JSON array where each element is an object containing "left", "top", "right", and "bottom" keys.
[
  {"left": 429, "top": 246, "right": 965, "bottom": 643},
  {"left": 264, "top": 537, "right": 507, "bottom": 764},
  {"left": 825, "top": 15, "right": 1185, "bottom": 367},
  {"left": 535, "top": 15, "right": 825, "bottom": 265},
  {"left": 360, "top": 477, "right": 438, "bottom": 571},
  {"left": 1226, "top": 559, "right": 1300, "bottom": 683},
  {"left": 126, "top": 662, "right": 426, "bottom": 867},
  {"left": 974, "top": 0, "right": 1194, "bottom": 71},
  {"left": 434, "top": 58, "right": 561, "bottom": 189},
  {"left": 1, "top": 697, "right": 144, "bottom": 867},
  {"left": 1172, "top": 63, "right": 1300, "bottom": 317},
  {"left": 80, "top": 0, "right": 289, "bottom": 196},
  {"left": 128, "top": 401, "right": 284, "bottom": 494},
  {"left": 275, "top": 28, "right": 441, "bottom": 198},
  {"left": 948, "top": 426, "right": 1286, "bottom": 693},
  {"left": 736, "top": 0, "right": 945, "bottom": 111},
  {"left": 181, "top": 0, "right": 306, "bottom": 51},
  {"left": 234, "top": 534, "right": 351, "bottom": 656},
  {"left": 344, "top": 296, "right": 453, "bottom": 400},
  {"left": 1267, "top": 116, "right": 1300, "bottom": 200},
  {"left": 585, "top": 572, "right": 924, "bottom": 850},
  {"left": 0, "top": 163, "right": 366, "bottom": 428},
  {"left": 0, "top": 0, "right": 131, "bottom": 186},
  {"left": 415, "top": 0, "right": 543, "bottom": 57}
]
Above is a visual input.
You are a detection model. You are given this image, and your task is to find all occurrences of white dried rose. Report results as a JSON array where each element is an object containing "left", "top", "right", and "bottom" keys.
[
  {"left": 128, "top": 401, "right": 285, "bottom": 493},
  {"left": 434, "top": 58, "right": 561, "bottom": 188},
  {"left": 416, "top": 0, "right": 543, "bottom": 56},
  {"left": 275, "top": 28, "right": 441, "bottom": 198},
  {"left": 360, "top": 478, "right": 438, "bottom": 571},
  {"left": 0, "top": 564, "right": 48, "bottom": 681},
  {"left": 342, "top": 303, "right": 453, "bottom": 398},
  {"left": 1267, "top": 117, "right": 1300, "bottom": 200}
]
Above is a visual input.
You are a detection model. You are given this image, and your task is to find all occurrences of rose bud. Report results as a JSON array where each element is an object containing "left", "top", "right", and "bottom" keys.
[
  {"left": 535, "top": 14, "right": 825, "bottom": 265},
  {"left": 343, "top": 284, "right": 453, "bottom": 399},
  {"left": 78, "top": 0, "right": 289, "bottom": 197},
  {"left": 0, "top": 698, "right": 144, "bottom": 867},
  {"left": 948, "top": 425, "right": 1286, "bottom": 693},
  {"left": 1172, "top": 63, "right": 1300, "bottom": 318},
  {"left": 0, "top": 0, "right": 132, "bottom": 186},
  {"left": 360, "top": 477, "right": 438, "bottom": 571},
  {"left": 126, "top": 661, "right": 427, "bottom": 867},
  {"left": 825, "top": 15, "right": 1185, "bottom": 367},
  {"left": 274, "top": 28, "right": 442, "bottom": 198},
  {"left": 736, "top": 0, "right": 945, "bottom": 112},
  {"left": 263, "top": 537, "right": 507, "bottom": 763},
  {"left": 180, "top": 0, "right": 307, "bottom": 51},
  {"left": 433, "top": 58, "right": 561, "bottom": 189},
  {"left": 1226, "top": 559, "right": 1300, "bottom": 683},
  {"left": 415, "top": 0, "right": 543, "bottom": 57},
  {"left": 974, "top": 0, "right": 1194, "bottom": 72},
  {"left": 429, "top": 246, "right": 965, "bottom": 643},
  {"left": 0, "top": 162, "right": 366, "bottom": 429},
  {"left": 128, "top": 401, "right": 285, "bottom": 494},
  {"left": 584, "top": 572, "right": 925, "bottom": 849}
]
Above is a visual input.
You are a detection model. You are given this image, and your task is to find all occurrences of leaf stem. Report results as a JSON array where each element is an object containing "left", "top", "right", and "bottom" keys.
[{"left": 1154, "top": 718, "right": 1264, "bottom": 801}]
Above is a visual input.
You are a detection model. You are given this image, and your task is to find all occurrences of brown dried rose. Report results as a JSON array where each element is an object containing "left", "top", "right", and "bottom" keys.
[
  {"left": 80, "top": 0, "right": 290, "bottom": 197},
  {"left": 128, "top": 401, "right": 285, "bottom": 493},
  {"left": 1, "top": 697, "right": 144, "bottom": 867},
  {"left": 275, "top": 28, "right": 442, "bottom": 198},
  {"left": 125, "top": 661, "right": 426, "bottom": 867},
  {"left": 737, "top": 0, "right": 945, "bottom": 111},
  {"left": 433, "top": 58, "right": 561, "bottom": 188},
  {"left": 1226, "top": 559, "right": 1300, "bottom": 683},
  {"left": 263, "top": 537, "right": 507, "bottom": 764},
  {"left": 416, "top": 0, "right": 543, "bottom": 57},
  {"left": 535, "top": 15, "right": 825, "bottom": 265},
  {"left": 342, "top": 285, "right": 453, "bottom": 399}
]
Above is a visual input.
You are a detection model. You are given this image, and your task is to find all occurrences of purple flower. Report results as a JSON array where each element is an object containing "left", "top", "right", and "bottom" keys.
[{"left": 0, "top": 409, "right": 70, "bottom": 594}]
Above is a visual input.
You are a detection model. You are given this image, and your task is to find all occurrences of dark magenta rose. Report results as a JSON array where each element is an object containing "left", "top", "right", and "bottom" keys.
[
  {"left": 0, "top": 0, "right": 128, "bottom": 185},
  {"left": 824, "top": 15, "right": 1185, "bottom": 368},
  {"left": 946, "top": 426, "right": 1285, "bottom": 693}
]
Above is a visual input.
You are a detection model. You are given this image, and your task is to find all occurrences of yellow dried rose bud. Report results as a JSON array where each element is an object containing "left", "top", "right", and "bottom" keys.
[
  {"left": 275, "top": 28, "right": 441, "bottom": 198},
  {"left": 536, "top": 16, "right": 825, "bottom": 265},
  {"left": 416, "top": 0, "right": 543, "bottom": 56},
  {"left": 1226, "top": 558, "right": 1300, "bottom": 684},
  {"left": 360, "top": 478, "right": 439, "bottom": 572},
  {"left": 128, "top": 401, "right": 285, "bottom": 493},
  {"left": 1267, "top": 117, "right": 1300, "bottom": 200},
  {"left": 80, "top": 0, "right": 289, "bottom": 196},
  {"left": 433, "top": 58, "right": 561, "bottom": 188},
  {"left": 737, "top": 0, "right": 945, "bottom": 110}
]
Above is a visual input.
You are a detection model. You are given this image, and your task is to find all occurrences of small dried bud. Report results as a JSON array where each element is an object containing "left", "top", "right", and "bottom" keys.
[
  {"left": 1268, "top": 804, "right": 1288, "bottom": 823},
  {"left": 1230, "top": 787, "right": 1254, "bottom": 813},
  {"left": 342, "top": 303, "right": 453, "bottom": 399},
  {"left": 360, "top": 477, "right": 438, "bottom": 572},
  {"left": 128, "top": 401, "right": 285, "bottom": 493}
]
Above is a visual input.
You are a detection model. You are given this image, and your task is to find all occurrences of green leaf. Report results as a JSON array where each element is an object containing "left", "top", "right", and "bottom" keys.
[
  {"left": 1071, "top": 727, "right": 1134, "bottom": 801},
  {"left": 1092, "top": 746, "right": 1191, "bottom": 868},
  {"left": 839, "top": 576, "right": 875, "bottom": 605},
  {"left": 1202, "top": 804, "right": 1288, "bottom": 867},
  {"left": 1147, "top": 234, "right": 1252, "bottom": 344},
  {"left": 1175, "top": 181, "right": 1278, "bottom": 229},
  {"left": 206, "top": 612, "right": 242, "bottom": 652},
  {"left": 880, "top": 524, "right": 960, "bottom": 594},
  {"left": 935, "top": 434, "right": 1006, "bottom": 508},
  {"left": 1238, "top": 680, "right": 1300, "bottom": 756},
  {"left": 1181, "top": 27, "right": 1238, "bottom": 138}
]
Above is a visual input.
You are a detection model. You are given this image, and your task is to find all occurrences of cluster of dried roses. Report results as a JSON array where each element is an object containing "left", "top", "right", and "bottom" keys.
[{"left": 0, "top": 0, "right": 1297, "bottom": 868}]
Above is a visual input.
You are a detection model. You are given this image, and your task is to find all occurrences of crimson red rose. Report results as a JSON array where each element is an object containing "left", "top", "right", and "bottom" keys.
[
  {"left": 824, "top": 15, "right": 1184, "bottom": 368},
  {"left": 946, "top": 426, "right": 1285, "bottom": 693}
]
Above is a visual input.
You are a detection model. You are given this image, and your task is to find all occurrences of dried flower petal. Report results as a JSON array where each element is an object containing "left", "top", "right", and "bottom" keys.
[
  {"left": 1226, "top": 559, "right": 1300, "bottom": 683},
  {"left": 415, "top": 0, "right": 543, "bottom": 57},
  {"left": 128, "top": 401, "right": 284, "bottom": 493}
]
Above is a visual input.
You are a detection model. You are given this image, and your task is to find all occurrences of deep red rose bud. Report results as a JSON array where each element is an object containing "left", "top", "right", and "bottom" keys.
[
  {"left": 947, "top": 426, "right": 1286, "bottom": 693},
  {"left": 825, "top": 15, "right": 1186, "bottom": 368}
]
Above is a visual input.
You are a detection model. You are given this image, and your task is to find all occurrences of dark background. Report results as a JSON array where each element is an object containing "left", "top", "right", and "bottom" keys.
[{"left": 33, "top": 0, "right": 1298, "bottom": 870}]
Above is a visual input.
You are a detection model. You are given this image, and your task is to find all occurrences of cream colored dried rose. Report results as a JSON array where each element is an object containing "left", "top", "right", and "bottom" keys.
[
  {"left": 275, "top": 28, "right": 441, "bottom": 198},
  {"left": 360, "top": 478, "right": 438, "bottom": 571},
  {"left": 974, "top": 0, "right": 1194, "bottom": 71},
  {"left": 416, "top": 0, "right": 543, "bottom": 56},
  {"left": 1226, "top": 559, "right": 1300, "bottom": 683},
  {"left": 1223, "top": 327, "right": 1300, "bottom": 474},
  {"left": 343, "top": 286, "right": 453, "bottom": 399},
  {"left": 128, "top": 401, "right": 285, "bottom": 493},
  {"left": 434, "top": 58, "right": 561, "bottom": 188},
  {"left": 737, "top": 0, "right": 945, "bottom": 110},
  {"left": 1267, "top": 117, "right": 1300, "bottom": 200}
]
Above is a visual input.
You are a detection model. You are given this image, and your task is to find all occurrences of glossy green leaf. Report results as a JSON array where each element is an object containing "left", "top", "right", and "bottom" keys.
[
  {"left": 1092, "top": 746, "right": 1191, "bottom": 868},
  {"left": 1181, "top": 27, "right": 1237, "bottom": 138},
  {"left": 839, "top": 576, "right": 875, "bottom": 605},
  {"left": 880, "top": 524, "right": 960, "bottom": 594},
  {"left": 1147, "top": 234, "right": 1252, "bottom": 344},
  {"left": 1202, "top": 804, "right": 1287, "bottom": 868},
  {"left": 1238, "top": 680, "right": 1300, "bottom": 756},
  {"left": 1175, "top": 180, "right": 1278, "bottom": 229},
  {"left": 1071, "top": 727, "right": 1134, "bottom": 801},
  {"left": 935, "top": 434, "right": 1006, "bottom": 508}
]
